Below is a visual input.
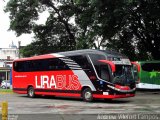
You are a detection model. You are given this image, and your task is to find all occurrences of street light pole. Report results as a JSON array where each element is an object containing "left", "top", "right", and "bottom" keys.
[{"left": 18, "top": 41, "right": 21, "bottom": 58}]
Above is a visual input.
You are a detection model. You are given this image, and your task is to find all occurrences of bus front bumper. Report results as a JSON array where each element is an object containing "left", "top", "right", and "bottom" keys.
[
  {"left": 93, "top": 85, "right": 136, "bottom": 99},
  {"left": 93, "top": 93, "right": 135, "bottom": 99}
]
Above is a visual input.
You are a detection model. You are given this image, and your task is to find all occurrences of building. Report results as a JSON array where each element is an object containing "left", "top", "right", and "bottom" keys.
[{"left": 0, "top": 42, "right": 19, "bottom": 85}]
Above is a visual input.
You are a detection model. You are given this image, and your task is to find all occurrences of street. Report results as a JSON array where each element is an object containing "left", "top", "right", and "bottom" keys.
[{"left": 0, "top": 91, "right": 160, "bottom": 120}]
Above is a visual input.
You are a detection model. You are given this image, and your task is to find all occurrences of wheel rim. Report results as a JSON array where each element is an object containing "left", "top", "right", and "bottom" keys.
[
  {"left": 29, "top": 88, "right": 34, "bottom": 97},
  {"left": 85, "top": 91, "right": 92, "bottom": 100}
]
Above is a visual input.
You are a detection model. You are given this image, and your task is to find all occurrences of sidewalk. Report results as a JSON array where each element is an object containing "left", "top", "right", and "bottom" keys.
[{"left": 0, "top": 89, "right": 13, "bottom": 94}]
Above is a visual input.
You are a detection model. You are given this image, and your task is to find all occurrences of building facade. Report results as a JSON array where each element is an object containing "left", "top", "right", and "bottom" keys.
[{"left": 0, "top": 42, "right": 19, "bottom": 86}]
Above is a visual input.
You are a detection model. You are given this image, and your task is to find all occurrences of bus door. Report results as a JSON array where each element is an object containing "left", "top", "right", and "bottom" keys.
[
  {"left": 89, "top": 54, "right": 116, "bottom": 88},
  {"left": 96, "top": 60, "right": 115, "bottom": 90}
]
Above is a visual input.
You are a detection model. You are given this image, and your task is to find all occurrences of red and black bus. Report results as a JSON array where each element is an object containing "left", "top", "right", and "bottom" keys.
[{"left": 12, "top": 49, "right": 136, "bottom": 102}]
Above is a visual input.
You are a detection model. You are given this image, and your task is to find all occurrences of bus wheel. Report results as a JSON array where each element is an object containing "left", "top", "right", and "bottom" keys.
[
  {"left": 27, "top": 86, "right": 35, "bottom": 98},
  {"left": 82, "top": 88, "right": 93, "bottom": 102}
]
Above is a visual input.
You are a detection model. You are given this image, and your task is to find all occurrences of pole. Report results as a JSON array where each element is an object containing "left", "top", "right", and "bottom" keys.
[
  {"left": 18, "top": 41, "right": 21, "bottom": 58},
  {"left": 6, "top": 71, "right": 7, "bottom": 90},
  {"left": 1, "top": 101, "right": 8, "bottom": 120}
]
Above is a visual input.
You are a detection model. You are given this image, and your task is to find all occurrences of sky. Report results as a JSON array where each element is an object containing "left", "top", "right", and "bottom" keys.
[
  {"left": 0, "top": 0, "right": 72, "bottom": 49},
  {"left": 0, "top": 0, "right": 49, "bottom": 48}
]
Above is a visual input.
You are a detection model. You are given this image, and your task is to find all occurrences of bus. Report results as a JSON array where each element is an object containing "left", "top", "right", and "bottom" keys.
[
  {"left": 132, "top": 61, "right": 160, "bottom": 90},
  {"left": 12, "top": 49, "right": 136, "bottom": 102}
]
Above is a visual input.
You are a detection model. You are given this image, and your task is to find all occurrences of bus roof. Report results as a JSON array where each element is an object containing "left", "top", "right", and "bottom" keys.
[
  {"left": 134, "top": 61, "right": 160, "bottom": 64},
  {"left": 14, "top": 49, "right": 128, "bottom": 62},
  {"left": 58, "top": 49, "right": 126, "bottom": 57}
]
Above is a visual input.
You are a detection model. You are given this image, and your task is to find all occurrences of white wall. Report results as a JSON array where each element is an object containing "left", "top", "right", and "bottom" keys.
[
  {"left": 0, "top": 62, "right": 5, "bottom": 67},
  {"left": 0, "top": 48, "right": 19, "bottom": 60}
]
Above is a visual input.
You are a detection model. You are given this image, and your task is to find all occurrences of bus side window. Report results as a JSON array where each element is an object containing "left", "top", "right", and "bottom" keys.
[
  {"left": 48, "top": 58, "right": 70, "bottom": 71},
  {"left": 13, "top": 62, "right": 18, "bottom": 71},
  {"left": 14, "top": 62, "right": 25, "bottom": 72},
  {"left": 89, "top": 54, "right": 111, "bottom": 81},
  {"left": 141, "top": 63, "right": 160, "bottom": 72},
  {"left": 69, "top": 55, "right": 91, "bottom": 70},
  {"left": 100, "top": 65, "right": 110, "bottom": 81},
  {"left": 69, "top": 55, "right": 96, "bottom": 79}
]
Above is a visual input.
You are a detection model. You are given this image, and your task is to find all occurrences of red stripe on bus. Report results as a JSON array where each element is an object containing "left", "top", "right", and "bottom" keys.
[
  {"left": 93, "top": 94, "right": 135, "bottom": 99},
  {"left": 14, "top": 54, "right": 56, "bottom": 61},
  {"left": 13, "top": 90, "right": 27, "bottom": 94}
]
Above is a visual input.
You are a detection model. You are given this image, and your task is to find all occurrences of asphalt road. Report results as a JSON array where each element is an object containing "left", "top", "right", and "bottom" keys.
[{"left": 0, "top": 91, "right": 160, "bottom": 120}]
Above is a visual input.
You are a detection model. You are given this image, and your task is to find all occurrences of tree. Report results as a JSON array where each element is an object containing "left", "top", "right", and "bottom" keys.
[
  {"left": 5, "top": 0, "right": 77, "bottom": 56},
  {"left": 5, "top": 0, "right": 160, "bottom": 60},
  {"left": 75, "top": 0, "right": 160, "bottom": 60},
  {"left": 128, "top": 0, "right": 160, "bottom": 60}
]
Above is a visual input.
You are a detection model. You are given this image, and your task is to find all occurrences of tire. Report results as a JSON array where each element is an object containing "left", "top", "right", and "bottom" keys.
[
  {"left": 82, "top": 88, "right": 93, "bottom": 102},
  {"left": 27, "top": 86, "right": 35, "bottom": 98}
]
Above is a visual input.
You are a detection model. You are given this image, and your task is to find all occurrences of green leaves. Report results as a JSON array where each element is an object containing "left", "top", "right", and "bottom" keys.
[
  {"left": 5, "top": 0, "right": 39, "bottom": 36},
  {"left": 5, "top": 0, "right": 160, "bottom": 60}
]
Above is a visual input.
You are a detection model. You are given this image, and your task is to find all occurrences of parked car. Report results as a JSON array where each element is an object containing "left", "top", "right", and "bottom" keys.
[{"left": 0, "top": 80, "right": 10, "bottom": 89}]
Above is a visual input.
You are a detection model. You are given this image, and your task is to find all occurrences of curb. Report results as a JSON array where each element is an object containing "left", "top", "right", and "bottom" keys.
[{"left": 0, "top": 92, "right": 14, "bottom": 94}]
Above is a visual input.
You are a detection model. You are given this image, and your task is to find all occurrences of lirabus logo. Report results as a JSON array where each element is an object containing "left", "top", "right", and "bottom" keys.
[{"left": 35, "top": 75, "right": 80, "bottom": 90}]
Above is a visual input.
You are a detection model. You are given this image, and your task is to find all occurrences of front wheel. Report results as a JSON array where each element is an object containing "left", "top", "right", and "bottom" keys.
[
  {"left": 27, "top": 86, "right": 35, "bottom": 98},
  {"left": 82, "top": 88, "right": 93, "bottom": 102}
]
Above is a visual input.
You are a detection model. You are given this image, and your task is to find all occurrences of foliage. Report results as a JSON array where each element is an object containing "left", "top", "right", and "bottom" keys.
[
  {"left": 5, "top": 0, "right": 160, "bottom": 60},
  {"left": 75, "top": 0, "right": 160, "bottom": 60},
  {"left": 5, "top": 0, "right": 77, "bottom": 56}
]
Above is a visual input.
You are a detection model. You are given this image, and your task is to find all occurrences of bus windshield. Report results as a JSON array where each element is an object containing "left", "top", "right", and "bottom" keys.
[
  {"left": 113, "top": 65, "right": 134, "bottom": 86},
  {"left": 89, "top": 54, "right": 135, "bottom": 86}
]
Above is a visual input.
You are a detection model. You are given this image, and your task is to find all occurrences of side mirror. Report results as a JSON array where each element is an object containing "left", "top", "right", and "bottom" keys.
[
  {"left": 98, "top": 60, "right": 116, "bottom": 72},
  {"left": 131, "top": 62, "right": 140, "bottom": 72}
]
